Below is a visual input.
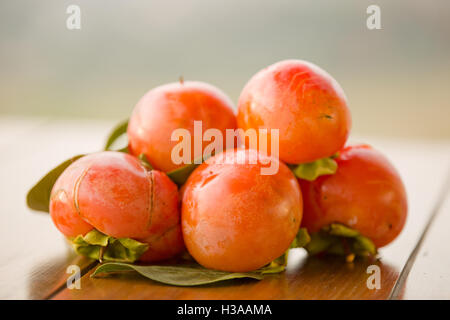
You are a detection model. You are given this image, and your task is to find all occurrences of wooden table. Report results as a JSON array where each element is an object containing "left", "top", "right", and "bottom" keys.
[{"left": 1, "top": 116, "right": 449, "bottom": 300}]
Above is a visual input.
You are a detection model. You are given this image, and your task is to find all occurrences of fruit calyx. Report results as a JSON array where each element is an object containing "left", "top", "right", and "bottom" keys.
[
  {"left": 289, "top": 154, "right": 338, "bottom": 181},
  {"left": 69, "top": 229, "right": 149, "bottom": 263},
  {"left": 305, "top": 223, "right": 377, "bottom": 262}
]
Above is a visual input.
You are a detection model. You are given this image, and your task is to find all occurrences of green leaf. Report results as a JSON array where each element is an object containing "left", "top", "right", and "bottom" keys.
[
  {"left": 70, "top": 229, "right": 149, "bottom": 263},
  {"left": 290, "top": 157, "right": 338, "bottom": 181},
  {"left": 305, "top": 223, "right": 377, "bottom": 258},
  {"left": 116, "top": 146, "right": 129, "bottom": 153},
  {"left": 26, "top": 154, "right": 85, "bottom": 213},
  {"left": 138, "top": 153, "right": 153, "bottom": 170},
  {"left": 353, "top": 235, "right": 376, "bottom": 257},
  {"left": 167, "top": 163, "right": 199, "bottom": 186},
  {"left": 91, "top": 263, "right": 264, "bottom": 286},
  {"left": 323, "top": 223, "right": 360, "bottom": 237},
  {"left": 259, "top": 263, "right": 287, "bottom": 275},
  {"left": 261, "top": 252, "right": 289, "bottom": 274},
  {"left": 79, "top": 229, "right": 110, "bottom": 246},
  {"left": 304, "top": 232, "right": 334, "bottom": 255},
  {"left": 260, "top": 228, "right": 311, "bottom": 274},
  {"left": 166, "top": 154, "right": 214, "bottom": 186},
  {"left": 290, "top": 227, "right": 311, "bottom": 248},
  {"left": 104, "top": 119, "right": 129, "bottom": 151}
]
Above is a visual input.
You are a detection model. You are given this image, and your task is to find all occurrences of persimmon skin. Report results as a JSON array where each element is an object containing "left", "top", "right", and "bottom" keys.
[
  {"left": 50, "top": 159, "right": 94, "bottom": 237},
  {"left": 237, "top": 59, "right": 351, "bottom": 164},
  {"left": 299, "top": 145, "right": 408, "bottom": 248},
  {"left": 50, "top": 151, "right": 184, "bottom": 261},
  {"left": 181, "top": 149, "right": 303, "bottom": 272},
  {"left": 74, "top": 152, "right": 153, "bottom": 239},
  {"left": 127, "top": 81, "right": 237, "bottom": 172}
]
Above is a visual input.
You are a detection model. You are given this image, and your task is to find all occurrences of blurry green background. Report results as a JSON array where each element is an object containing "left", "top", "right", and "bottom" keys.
[{"left": 1, "top": 0, "right": 449, "bottom": 139}]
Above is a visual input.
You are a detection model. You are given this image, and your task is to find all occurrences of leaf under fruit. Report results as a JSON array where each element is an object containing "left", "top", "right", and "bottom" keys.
[
  {"left": 90, "top": 228, "right": 311, "bottom": 286},
  {"left": 91, "top": 263, "right": 264, "bottom": 286}
]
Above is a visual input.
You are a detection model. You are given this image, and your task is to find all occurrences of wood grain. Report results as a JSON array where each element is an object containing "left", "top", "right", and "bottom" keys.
[{"left": 397, "top": 186, "right": 450, "bottom": 299}]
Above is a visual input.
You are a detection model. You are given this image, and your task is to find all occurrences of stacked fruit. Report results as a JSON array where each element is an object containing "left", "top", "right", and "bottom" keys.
[{"left": 27, "top": 60, "right": 407, "bottom": 283}]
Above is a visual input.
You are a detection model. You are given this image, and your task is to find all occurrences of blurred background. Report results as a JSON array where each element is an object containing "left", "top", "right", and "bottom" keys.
[{"left": 1, "top": 0, "right": 449, "bottom": 139}]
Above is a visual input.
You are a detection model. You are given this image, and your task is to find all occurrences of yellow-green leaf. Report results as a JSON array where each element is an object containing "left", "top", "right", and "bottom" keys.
[
  {"left": 305, "top": 223, "right": 377, "bottom": 258},
  {"left": 323, "top": 223, "right": 360, "bottom": 237},
  {"left": 138, "top": 153, "right": 153, "bottom": 170},
  {"left": 290, "top": 227, "right": 311, "bottom": 248},
  {"left": 304, "top": 232, "right": 334, "bottom": 255},
  {"left": 353, "top": 235, "right": 377, "bottom": 257},
  {"left": 290, "top": 157, "right": 338, "bottom": 181},
  {"left": 261, "top": 228, "right": 311, "bottom": 274},
  {"left": 70, "top": 229, "right": 149, "bottom": 263},
  {"left": 259, "top": 263, "right": 287, "bottom": 275}
]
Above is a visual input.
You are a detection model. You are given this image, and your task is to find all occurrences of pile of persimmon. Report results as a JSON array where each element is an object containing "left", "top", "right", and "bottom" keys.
[{"left": 28, "top": 59, "right": 407, "bottom": 273}]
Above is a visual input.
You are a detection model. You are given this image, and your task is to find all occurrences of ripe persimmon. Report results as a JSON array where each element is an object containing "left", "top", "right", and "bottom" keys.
[
  {"left": 49, "top": 151, "right": 184, "bottom": 262},
  {"left": 127, "top": 81, "right": 237, "bottom": 172},
  {"left": 299, "top": 144, "right": 407, "bottom": 248},
  {"left": 181, "top": 148, "right": 303, "bottom": 272},
  {"left": 237, "top": 59, "right": 351, "bottom": 164}
]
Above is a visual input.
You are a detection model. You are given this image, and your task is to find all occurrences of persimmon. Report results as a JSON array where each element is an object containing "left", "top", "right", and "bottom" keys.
[
  {"left": 127, "top": 81, "right": 237, "bottom": 172},
  {"left": 181, "top": 148, "right": 303, "bottom": 272},
  {"left": 237, "top": 59, "right": 351, "bottom": 164},
  {"left": 49, "top": 151, "right": 184, "bottom": 262},
  {"left": 299, "top": 144, "right": 407, "bottom": 248}
]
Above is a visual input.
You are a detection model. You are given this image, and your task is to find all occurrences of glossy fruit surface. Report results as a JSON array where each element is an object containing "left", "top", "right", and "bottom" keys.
[
  {"left": 128, "top": 81, "right": 237, "bottom": 172},
  {"left": 181, "top": 148, "right": 303, "bottom": 272},
  {"left": 237, "top": 59, "right": 351, "bottom": 164},
  {"left": 50, "top": 151, "right": 184, "bottom": 261},
  {"left": 299, "top": 144, "right": 407, "bottom": 248}
]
